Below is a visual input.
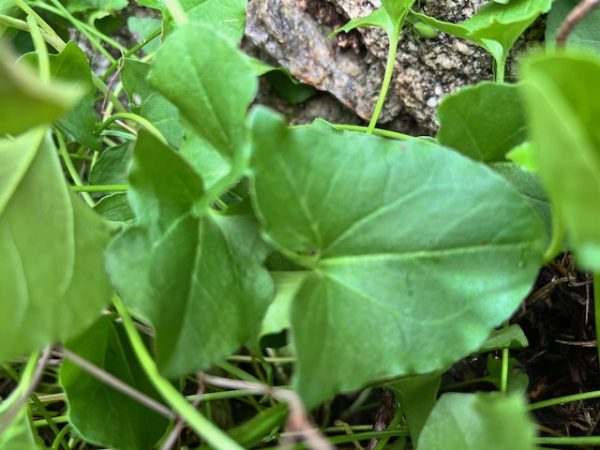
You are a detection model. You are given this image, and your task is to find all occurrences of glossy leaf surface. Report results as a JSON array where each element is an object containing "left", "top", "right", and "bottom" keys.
[
  {"left": 250, "top": 108, "right": 545, "bottom": 406},
  {"left": 106, "top": 132, "right": 273, "bottom": 377}
]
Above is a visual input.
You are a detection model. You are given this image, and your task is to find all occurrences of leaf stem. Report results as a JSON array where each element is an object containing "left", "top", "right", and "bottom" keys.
[
  {"left": 500, "top": 347, "right": 509, "bottom": 393},
  {"left": 71, "top": 184, "right": 129, "bottom": 193},
  {"left": 0, "top": 346, "right": 51, "bottom": 434},
  {"left": 98, "top": 113, "right": 168, "bottom": 145},
  {"left": 26, "top": 15, "right": 50, "bottom": 81},
  {"left": 543, "top": 203, "right": 564, "bottom": 264},
  {"left": 163, "top": 0, "right": 189, "bottom": 27},
  {"left": 534, "top": 436, "right": 600, "bottom": 446},
  {"left": 368, "top": 32, "right": 399, "bottom": 133},
  {"left": 113, "top": 296, "right": 244, "bottom": 450},
  {"left": 56, "top": 132, "right": 95, "bottom": 207},
  {"left": 528, "top": 389, "right": 600, "bottom": 410},
  {"left": 556, "top": 0, "right": 600, "bottom": 47},
  {"left": 0, "top": 14, "right": 63, "bottom": 50},
  {"left": 61, "top": 348, "right": 175, "bottom": 419}
]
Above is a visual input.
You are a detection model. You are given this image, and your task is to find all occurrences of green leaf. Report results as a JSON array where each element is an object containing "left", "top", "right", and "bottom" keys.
[
  {"left": 479, "top": 324, "right": 528, "bottom": 352},
  {"left": 491, "top": 162, "right": 551, "bottom": 239},
  {"left": 0, "top": 130, "right": 111, "bottom": 362},
  {"left": 521, "top": 51, "right": 600, "bottom": 270},
  {"left": 411, "top": 0, "right": 552, "bottom": 72},
  {"left": 106, "top": 132, "right": 273, "bottom": 377},
  {"left": 260, "top": 272, "right": 305, "bottom": 338},
  {"left": 127, "top": 17, "right": 162, "bottom": 55},
  {"left": 89, "top": 144, "right": 131, "bottom": 187},
  {"left": 178, "top": 0, "right": 247, "bottom": 45},
  {"left": 94, "top": 193, "right": 135, "bottom": 223},
  {"left": 388, "top": 372, "right": 441, "bottom": 446},
  {"left": 121, "top": 59, "right": 183, "bottom": 149},
  {"left": 180, "top": 131, "right": 230, "bottom": 189},
  {"left": 227, "top": 403, "right": 288, "bottom": 448},
  {"left": 20, "top": 42, "right": 99, "bottom": 150},
  {"left": 419, "top": 393, "right": 536, "bottom": 450},
  {"left": 0, "top": 44, "right": 82, "bottom": 135},
  {"left": 61, "top": 315, "right": 170, "bottom": 450},
  {"left": 487, "top": 355, "right": 529, "bottom": 393},
  {"left": 506, "top": 142, "right": 539, "bottom": 172},
  {"left": 62, "top": 0, "right": 128, "bottom": 13},
  {"left": 436, "top": 82, "right": 526, "bottom": 161},
  {"left": 546, "top": 0, "right": 600, "bottom": 52},
  {"left": 249, "top": 108, "right": 545, "bottom": 407},
  {"left": 331, "top": 0, "right": 415, "bottom": 39},
  {"left": 0, "top": 412, "right": 41, "bottom": 450},
  {"left": 148, "top": 24, "right": 257, "bottom": 161}
]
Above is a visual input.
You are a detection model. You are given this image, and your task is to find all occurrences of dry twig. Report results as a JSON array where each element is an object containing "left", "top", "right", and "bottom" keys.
[{"left": 557, "top": 0, "right": 600, "bottom": 47}]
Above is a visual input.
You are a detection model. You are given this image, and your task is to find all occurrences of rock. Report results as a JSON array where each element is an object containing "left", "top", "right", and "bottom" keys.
[{"left": 246, "top": 0, "right": 498, "bottom": 134}]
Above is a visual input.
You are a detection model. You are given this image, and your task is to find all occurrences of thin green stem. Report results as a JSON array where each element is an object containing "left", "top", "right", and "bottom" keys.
[
  {"left": 0, "top": 351, "right": 40, "bottom": 433},
  {"left": 56, "top": 132, "right": 95, "bottom": 207},
  {"left": 43, "top": 0, "right": 127, "bottom": 53},
  {"left": 528, "top": 389, "right": 600, "bottom": 411},
  {"left": 39, "top": 0, "right": 116, "bottom": 64},
  {"left": 33, "top": 416, "right": 69, "bottom": 428},
  {"left": 332, "top": 124, "right": 413, "bottom": 140},
  {"left": 368, "top": 32, "right": 399, "bottom": 133},
  {"left": 227, "top": 355, "right": 296, "bottom": 364},
  {"left": 534, "top": 436, "right": 600, "bottom": 446},
  {"left": 51, "top": 424, "right": 72, "bottom": 450},
  {"left": 12, "top": 0, "right": 59, "bottom": 42},
  {"left": 113, "top": 296, "right": 243, "bottom": 450},
  {"left": 164, "top": 0, "right": 189, "bottom": 27},
  {"left": 26, "top": 15, "right": 50, "bottom": 80},
  {"left": 71, "top": 184, "right": 128, "bottom": 193},
  {"left": 595, "top": 272, "right": 600, "bottom": 370},
  {"left": 102, "top": 27, "right": 162, "bottom": 81},
  {"left": 268, "top": 429, "right": 408, "bottom": 449},
  {"left": 494, "top": 55, "right": 506, "bottom": 83},
  {"left": 97, "top": 113, "right": 168, "bottom": 145},
  {"left": 500, "top": 347, "right": 509, "bottom": 393},
  {"left": 543, "top": 204, "right": 565, "bottom": 263},
  {"left": 30, "top": 393, "right": 68, "bottom": 449}
]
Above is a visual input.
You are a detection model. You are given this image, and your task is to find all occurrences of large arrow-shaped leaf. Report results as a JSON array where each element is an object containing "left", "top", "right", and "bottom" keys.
[
  {"left": 106, "top": 132, "right": 273, "bottom": 377},
  {"left": 249, "top": 108, "right": 545, "bottom": 407}
]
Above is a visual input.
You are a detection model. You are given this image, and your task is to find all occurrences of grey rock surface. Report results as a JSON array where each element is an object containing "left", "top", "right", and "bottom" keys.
[{"left": 245, "top": 0, "right": 497, "bottom": 134}]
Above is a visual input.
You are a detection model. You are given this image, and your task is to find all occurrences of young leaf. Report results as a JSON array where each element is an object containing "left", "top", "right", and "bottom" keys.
[
  {"left": 479, "top": 324, "right": 528, "bottom": 352},
  {"left": 521, "top": 52, "right": 600, "bottom": 270},
  {"left": 0, "top": 44, "right": 82, "bottom": 135},
  {"left": 0, "top": 130, "right": 111, "bottom": 362},
  {"left": 106, "top": 132, "right": 273, "bottom": 377},
  {"left": 411, "top": 0, "right": 552, "bottom": 79},
  {"left": 418, "top": 393, "right": 536, "bottom": 450},
  {"left": 61, "top": 315, "right": 170, "bottom": 450},
  {"left": 148, "top": 24, "right": 257, "bottom": 161},
  {"left": 546, "top": 0, "right": 600, "bottom": 52},
  {"left": 249, "top": 108, "right": 545, "bottom": 407},
  {"left": 436, "top": 82, "right": 527, "bottom": 161}
]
